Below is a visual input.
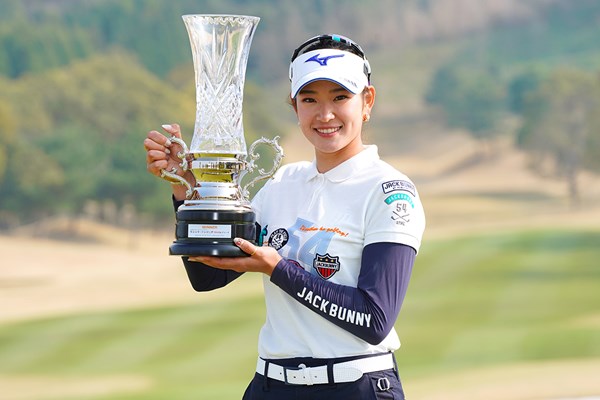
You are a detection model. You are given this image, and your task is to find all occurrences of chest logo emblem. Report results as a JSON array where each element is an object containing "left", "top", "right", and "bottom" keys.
[
  {"left": 268, "top": 228, "right": 289, "bottom": 250},
  {"left": 313, "top": 253, "right": 341, "bottom": 280}
]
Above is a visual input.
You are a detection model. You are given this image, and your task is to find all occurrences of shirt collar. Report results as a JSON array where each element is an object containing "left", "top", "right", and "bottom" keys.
[{"left": 306, "top": 145, "right": 379, "bottom": 183}]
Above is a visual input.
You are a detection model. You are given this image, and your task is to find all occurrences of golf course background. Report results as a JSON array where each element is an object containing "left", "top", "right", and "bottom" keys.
[{"left": 1, "top": 160, "right": 600, "bottom": 399}]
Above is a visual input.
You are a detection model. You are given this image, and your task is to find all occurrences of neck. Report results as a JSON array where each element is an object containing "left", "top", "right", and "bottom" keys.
[{"left": 315, "top": 144, "right": 365, "bottom": 173}]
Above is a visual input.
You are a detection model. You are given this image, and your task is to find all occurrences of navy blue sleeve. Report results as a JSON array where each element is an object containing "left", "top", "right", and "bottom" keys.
[
  {"left": 182, "top": 258, "right": 244, "bottom": 292},
  {"left": 270, "top": 242, "right": 415, "bottom": 345},
  {"left": 173, "top": 195, "right": 243, "bottom": 291},
  {"left": 173, "top": 196, "right": 184, "bottom": 212}
]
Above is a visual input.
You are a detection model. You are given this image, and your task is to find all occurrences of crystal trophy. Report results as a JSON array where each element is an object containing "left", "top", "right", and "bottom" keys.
[{"left": 160, "top": 14, "right": 283, "bottom": 256}]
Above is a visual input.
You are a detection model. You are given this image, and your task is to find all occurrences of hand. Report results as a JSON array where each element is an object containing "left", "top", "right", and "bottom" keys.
[
  {"left": 189, "top": 238, "right": 282, "bottom": 276},
  {"left": 143, "top": 123, "right": 195, "bottom": 200}
]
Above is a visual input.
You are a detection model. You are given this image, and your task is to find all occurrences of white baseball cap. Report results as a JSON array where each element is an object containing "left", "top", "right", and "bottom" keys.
[{"left": 289, "top": 48, "right": 371, "bottom": 98}]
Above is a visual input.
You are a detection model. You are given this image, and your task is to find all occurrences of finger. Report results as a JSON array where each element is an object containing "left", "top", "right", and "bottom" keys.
[
  {"left": 161, "top": 123, "right": 182, "bottom": 139},
  {"left": 188, "top": 256, "right": 231, "bottom": 268},
  {"left": 188, "top": 255, "right": 216, "bottom": 264},
  {"left": 234, "top": 237, "right": 258, "bottom": 256},
  {"left": 144, "top": 135, "right": 172, "bottom": 161},
  {"left": 146, "top": 149, "right": 169, "bottom": 163},
  {"left": 158, "top": 125, "right": 188, "bottom": 157},
  {"left": 146, "top": 130, "right": 172, "bottom": 147},
  {"left": 146, "top": 159, "right": 168, "bottom": 175},
  {"left": 146, "top": 150, "right": 169, "bottom": 175}
]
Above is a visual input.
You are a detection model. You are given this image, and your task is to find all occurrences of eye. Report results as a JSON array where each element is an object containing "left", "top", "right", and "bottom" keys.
[
  {"left": 334, "top": 94, "right": 349, "bottom": 101},
  {"left": 300, "top": 97, "right": 316, "bottom": 103}
]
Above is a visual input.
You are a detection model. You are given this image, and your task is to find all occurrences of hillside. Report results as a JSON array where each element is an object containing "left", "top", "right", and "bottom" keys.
[{"left": 2, "top": 0, "right": 600, "bottom": 226}]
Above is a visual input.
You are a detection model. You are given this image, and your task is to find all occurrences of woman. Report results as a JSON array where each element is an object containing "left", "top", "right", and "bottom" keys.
[{"left": 145, "top": 34, "right": 425, "bottom": 399}]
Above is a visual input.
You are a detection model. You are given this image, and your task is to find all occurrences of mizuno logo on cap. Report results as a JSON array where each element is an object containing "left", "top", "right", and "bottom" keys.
[{"left": 305, "top": 53, "right": 344, "bottom": 66}]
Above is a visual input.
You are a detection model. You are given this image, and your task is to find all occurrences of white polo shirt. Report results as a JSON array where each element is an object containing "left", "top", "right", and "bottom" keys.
[{"left": 252, "top": 145, "right": 425, "bottom": 359}]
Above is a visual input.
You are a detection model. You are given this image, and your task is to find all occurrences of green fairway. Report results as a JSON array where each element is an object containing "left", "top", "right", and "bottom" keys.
[
  {"left": 398, "top": 229, "right": 600, "bottom": 376},
  {"left": 1, "top": 228, "right": 599, "bottom": 399}
]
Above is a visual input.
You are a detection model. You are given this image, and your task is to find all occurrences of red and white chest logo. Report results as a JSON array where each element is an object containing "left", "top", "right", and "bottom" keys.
[{"left": 313, "top": 253, "right": 340, "bottom": 280}]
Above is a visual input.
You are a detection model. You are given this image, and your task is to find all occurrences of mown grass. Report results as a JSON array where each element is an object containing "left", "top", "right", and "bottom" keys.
[
  {"left": 1, "top": 228, "right": 599, "bottom": 399},
  {"left": 398, "top": 229, "right": 600, "bottom": 377}
]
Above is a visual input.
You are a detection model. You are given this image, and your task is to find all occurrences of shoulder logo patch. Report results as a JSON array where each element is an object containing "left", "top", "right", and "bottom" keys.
[
  {"left": 381, "top": 180, "right": 416, "bottom": 197},
  {"left": 391, "top": 202, "right": 411, "bottom": 225},
  {"left": 384, "top": 193, "right": 415, "bottom": 208}
]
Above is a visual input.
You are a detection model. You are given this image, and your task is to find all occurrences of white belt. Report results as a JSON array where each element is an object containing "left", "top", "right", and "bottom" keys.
[{"left": 256, "top": 353, "right": 395, "bottom": 385}]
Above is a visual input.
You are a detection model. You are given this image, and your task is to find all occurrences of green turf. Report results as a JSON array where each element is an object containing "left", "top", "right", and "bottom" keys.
[
  {"left": 397, "top": 229, "right": 600, "bottom": 377},
  {"left": 1, "top": 228, "right": 599, "bottom": 399}
]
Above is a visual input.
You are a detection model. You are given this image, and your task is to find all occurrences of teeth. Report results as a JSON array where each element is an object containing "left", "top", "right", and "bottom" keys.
[{"left": 317, "top": 127, "right": 339, "bottom": 134}]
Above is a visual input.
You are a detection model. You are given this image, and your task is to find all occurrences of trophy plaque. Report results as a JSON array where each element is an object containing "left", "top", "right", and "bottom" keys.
[{"left": 160, "top": 14, "right": 283, "bottom": 257}]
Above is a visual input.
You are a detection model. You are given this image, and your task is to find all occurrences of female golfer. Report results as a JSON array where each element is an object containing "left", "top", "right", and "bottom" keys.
[{"left": 145, "top": 34, "right": 425, "bottom": 399}]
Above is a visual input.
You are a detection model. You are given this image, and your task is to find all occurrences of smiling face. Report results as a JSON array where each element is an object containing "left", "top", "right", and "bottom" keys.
[{"left": 293, "top": 80, "right": 376, "bottom": 172}]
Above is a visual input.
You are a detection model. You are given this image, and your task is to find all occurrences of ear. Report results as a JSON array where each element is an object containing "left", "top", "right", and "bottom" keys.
[
  {"left": 290, "top": 95, "right": 298, "bottom": 114},
  {"left": 362, "top": 86, "right": 376, "bottom": 123},
  {"left": 363, "top": 85, "right": 376, "bottom": 115}
]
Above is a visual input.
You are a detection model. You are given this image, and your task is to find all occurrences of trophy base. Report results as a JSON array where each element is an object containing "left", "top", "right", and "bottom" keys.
[
  {"left": 169, "top": 208, "right": 256, "bottom": 257},
  {"left": 169, "top": 242, "right": 249, "bottom": 257}
]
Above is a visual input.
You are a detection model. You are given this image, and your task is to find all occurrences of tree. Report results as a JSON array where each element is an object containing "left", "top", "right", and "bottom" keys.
[
  {"left": 426, "top": 64, "right": 506, "bottom": 152},
  {"left": 0, "top": 98, "right": 16, "bottom": 181},
  {"left": 0, "top": 51, "right": 195, "bottom": 224},
  {"left": 507, "top": 69, "right": 545, "bottom": 114},
  {"left": 517, "top": 68, "right": 600, "bottom": 207}
]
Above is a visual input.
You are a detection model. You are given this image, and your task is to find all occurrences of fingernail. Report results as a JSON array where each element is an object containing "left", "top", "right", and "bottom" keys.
[
  {"left": 234, "top": 238, "right": 242, "bottom": 245},
  {"left": 165, "top": 148, "right": 171, "bottom": 154},
  {"left": 165, "top": 139, "right": 172, "bottom": 147},
  {"left": 162, "top": 124, "right": 174, "bottom": 131}
]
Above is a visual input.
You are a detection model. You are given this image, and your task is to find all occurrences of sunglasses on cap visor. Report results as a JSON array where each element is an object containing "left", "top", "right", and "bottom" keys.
[{"left": 290, "top": 34, "right": 367, "bottom": 62}]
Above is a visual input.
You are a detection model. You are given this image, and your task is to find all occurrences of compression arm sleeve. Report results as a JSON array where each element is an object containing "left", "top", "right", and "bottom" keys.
[
  {"left": 173, "top": 196, "right": 244, "bottom": 292},
  {"left": 270, "top": 242, "right": 415, "bottom": 345},
  {"left": 182, "top": 258, "right": 244, "bottom": 292}
]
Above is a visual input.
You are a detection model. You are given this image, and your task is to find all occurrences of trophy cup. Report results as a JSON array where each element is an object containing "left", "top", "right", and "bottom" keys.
[{"left": 160, "top": 14, "right": 283, "bottom": 257}]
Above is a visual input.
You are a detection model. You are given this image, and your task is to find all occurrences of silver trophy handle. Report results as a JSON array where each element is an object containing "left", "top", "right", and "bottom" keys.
[
  {"left": 242, "top": 136, "right": 284, "bottom": 199},
  {"left": 159, "top": 136, "right": 193, "bottom": 198}
]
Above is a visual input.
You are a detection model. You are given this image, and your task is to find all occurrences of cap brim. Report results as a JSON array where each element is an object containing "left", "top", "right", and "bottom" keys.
[{"left": 292, "top": 74, "right": 363, "bottom": 98}]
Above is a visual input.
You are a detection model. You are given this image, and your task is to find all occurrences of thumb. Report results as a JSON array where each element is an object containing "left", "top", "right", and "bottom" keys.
[{"left": 234, "top": 237, "right": 258, "bottom": 256}]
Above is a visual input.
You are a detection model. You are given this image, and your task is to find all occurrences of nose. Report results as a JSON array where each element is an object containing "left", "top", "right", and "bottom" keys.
[{"left": 317, "top": 103, "right": 335, "bottom": 122}]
